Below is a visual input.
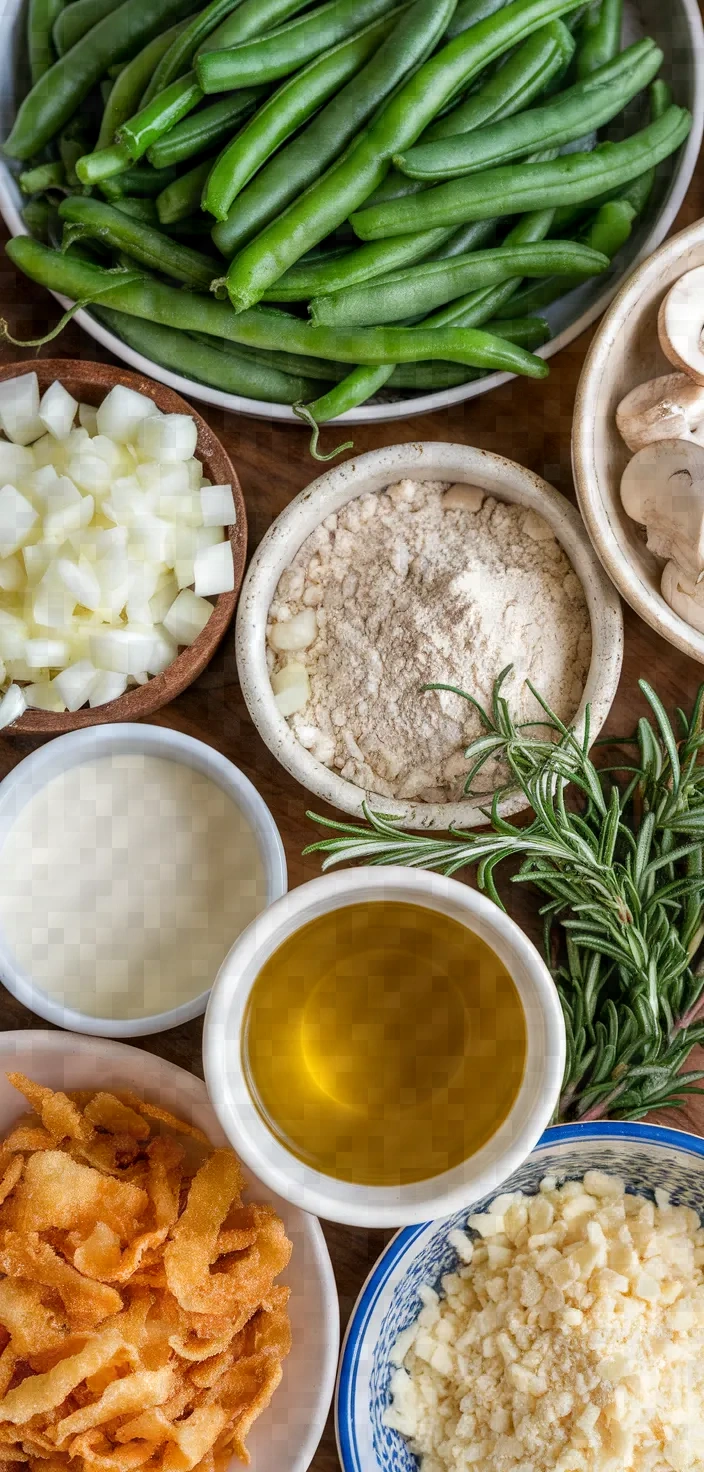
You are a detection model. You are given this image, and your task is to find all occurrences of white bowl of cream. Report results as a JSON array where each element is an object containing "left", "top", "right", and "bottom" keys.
[{"left": 0, "top": 723, "right": 286, "bottom": 1036}]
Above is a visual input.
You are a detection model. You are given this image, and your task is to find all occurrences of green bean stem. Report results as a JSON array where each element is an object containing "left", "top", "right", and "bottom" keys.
[
  {"left": 197, "top": 0, "right": 404, "bottom": 93},
  {"left": 224, "top": 0, "right": 587, "bottom": 311},
  {"left": 397, "top": 37, "right": 663, "bottom": 179},
  {"left": 423, "top": 20, "right": 574, "bottom": 142},
  {"left": 5, "top": 0, "right": 198, "bottom": 159},
  {"left": 148, "top": 88, "right": 265, "bottom": 169},
  {"left": 118, "top": 73, "right": 204, "bottom": 162},
  {"left": 351, "top": 106, "right": 692, "bottom": 237},
  {"left": 28, "top": 0, "right": 64, "bottom": 84},
  {"left": 202, "top": 9, "right": 404, "bottom": 221},
  {"left": 58, "top": 195, "right": 216, "bottom": 291},
  {"left": 96, "top": 24, "right": 187, "bottom": 150},
  {"left": 576, "top": 0, "right": 623, "bottom": 78},
  {"left": 5, "top": 236, "right": 550, "bottom": 376},
  {"left": 19, "top": 160, "right": 66, "bottom": 194}
]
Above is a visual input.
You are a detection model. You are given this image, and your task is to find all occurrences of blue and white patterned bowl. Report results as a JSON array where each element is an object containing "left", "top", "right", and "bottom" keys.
[{"left": 336, "top": 1120, "right": 704, "bottom": 1472}]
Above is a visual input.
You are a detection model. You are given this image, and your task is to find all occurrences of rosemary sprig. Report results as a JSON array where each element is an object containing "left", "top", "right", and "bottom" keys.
[{"left": 304, "top": 672, "right": 704, "bottom": 1123}]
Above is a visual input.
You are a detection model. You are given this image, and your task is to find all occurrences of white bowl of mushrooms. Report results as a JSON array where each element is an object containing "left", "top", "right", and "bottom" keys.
[{"left": 573, "top": 217, "right": 704, "bottom": 662}]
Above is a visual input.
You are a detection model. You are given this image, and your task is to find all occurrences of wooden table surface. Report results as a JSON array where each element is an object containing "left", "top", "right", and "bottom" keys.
[{"left": 1, "top": 125, "right": 704, "bottom": 1472}]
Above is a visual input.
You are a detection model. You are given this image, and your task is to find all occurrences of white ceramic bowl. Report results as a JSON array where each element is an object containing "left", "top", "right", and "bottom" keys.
[
  {"left": 0, "top": 723, "right": 287, "bottom": 1037},
  {"left": 236, "top": 441, "right": 624, "bottom": 832},
  {"left": 203, "top": 866, "right": 566, "bottom": 1228},
  {"left": 0, "top": 1028, "right": 338, "bottom": 1472},
  {"left": 0, "top": 0, "right": 701, "bottom": 425},
  {"left": 573, "top": 216, "right": 704, "bottom": 663},
  {"left": 336, "top": 1119, "right": 704, "bottom": 1472}
]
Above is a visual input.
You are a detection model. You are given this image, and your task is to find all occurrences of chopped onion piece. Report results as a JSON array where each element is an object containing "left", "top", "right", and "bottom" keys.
[
  {"left": 0, "top": 483, "right": 38, "bottom": 556},
  {"left": 0, "top": 555, "right": 24, "bottom": 592},
  {"left": 32, "top": 569, "right": 76, "bottom": 629},
  {"left": 149, "top": 574, "right": 178, "bottom": 625},
  {"left": 25, "top": 678, "right": 66, "bottom": 711},
  {"left": 146, "top": 625, "right": 178, "bottom": 675},
  {"left": 53, "top": 660, "right": 99, "bottom": 711},
  {"left": 0, "top": 443, "right": 34, "bottom": 483},
  {"left": 193, "top": 541, "right": 234, "bottom": 597},
  {"left": 89, "top": 670, "right": 128, "bottom": 707},
  {"left": 25, "top": 638, "right": 70, "bottom": 669},
  {"left": 137, "top": 413, "right": 197, "bottom": 464},
  {"left": 78, "top": 403, "right": 98, "bottom": 436},
  {"left": 39, "top": 381, "right": 77, "bottom": 441},
  {"left": 56, "top": 555, "right": 101, "bottom": 611},
  {"left": 269, "top": 609, "right": 317, "bottom": 652},
  {"left": 0, "top": 682, "right": 26, "bottom": 729},
  {"left": 66, "top": 451, "right": 112, "bottom": 497},
  {"left": 90, "top": 625, "right": 158, "bottom": 676},
  {"left": 163, "top": 589, "right": 212, "bottom": 646},
  {"left": 96, "top": 384, "right": 159, "bottom": 442},
  {"left": 0, "top": 372, "right": 43, "bottom": 445},
  {"left": 0, "top": 610, "right": 27, "bottom": 661},
  {"left": 271, "top": 661, "right": 311, "bottom": 717},
  {"left": 200, "top": 484, "right": 236, "bottom": 527}
]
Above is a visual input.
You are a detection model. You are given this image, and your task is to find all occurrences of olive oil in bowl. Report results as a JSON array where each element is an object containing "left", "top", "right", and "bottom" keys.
[{"left": 241, "top": 900, "right": 526, "bottom": 1187}]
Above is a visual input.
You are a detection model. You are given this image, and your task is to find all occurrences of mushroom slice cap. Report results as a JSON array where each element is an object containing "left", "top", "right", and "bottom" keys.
[
  {"left": 661, "top": 559, "right": 704, "bottom": 634},
  {"left": 616, "top": 373, "right": 704, "bottom": 452},
  {"left": 658, "top": 267, "right": 704, "bottom": 385},
  {"left": 620, "top": 438, "right": 704, "bottom": 581}
]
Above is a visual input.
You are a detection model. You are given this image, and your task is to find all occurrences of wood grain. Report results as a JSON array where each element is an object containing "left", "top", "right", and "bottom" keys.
[{"left": 1, "top": 104, "right": 703, "bottom": 1472}]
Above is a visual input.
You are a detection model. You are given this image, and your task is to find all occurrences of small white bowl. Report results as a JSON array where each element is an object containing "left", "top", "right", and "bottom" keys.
[
  {"left": 203, "top": 866, "right": 566, "bottom": 1228},
  {"left": 336, "top": 1119, "right": 704, "bottom": 1472},
  {"left": 573, "top": 217, "right": 704, "bottom": 663},
  {"left": 0, "top": 1029, "right": 338, "bottom": 1472},
  {"left": 236, "top": 442, "right": 623, "bottom": 831},
  {"left": 0, "top": 723, "right": 287, "bottom": 1037}
]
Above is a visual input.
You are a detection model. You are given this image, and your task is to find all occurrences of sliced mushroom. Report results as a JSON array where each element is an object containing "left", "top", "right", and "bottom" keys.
[
  {"left": 620, "top": 439, "right": 704, "bottom": 581},
  {"left": 661, "top": 560, "right": 704, "bottom": 633},
  {"left": 658, "top": 267, "right": 704, "bottom": 384},
  {"left": 616, "top": 374, "right": 704, "bottom": 451}
]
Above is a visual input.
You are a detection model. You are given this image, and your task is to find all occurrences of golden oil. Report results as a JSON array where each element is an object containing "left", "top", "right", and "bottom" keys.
[{"left": 241, "top": 900, "right": 526, "bottom": 1187}]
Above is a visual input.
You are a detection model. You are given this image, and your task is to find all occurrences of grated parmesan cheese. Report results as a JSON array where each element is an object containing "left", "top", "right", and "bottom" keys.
[{"left": 384, "top": 1173, "right": 704, "bottom": 1471}]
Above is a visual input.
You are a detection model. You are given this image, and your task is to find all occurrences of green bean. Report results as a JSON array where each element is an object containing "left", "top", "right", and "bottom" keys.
[
  {"left": 5, "top": 0, "right": 199, "bottom": 160},
  {"left": 28, "top": 0, "right": 64, "bottom": 83},
  {"left": 142, "top": 0, "right": 247, "bottom": 104},
  {"left": 19, "top": 160, "right": 66, "bottom": 194},
  {"left": 447, "top": 0, "right": 508, "bottom": 40},
  {"left": 197, "top": 0, "right": 403, "bottom": 94},
  {"left": 147, "top": 88, "right": 265, "bottom": 168},
  {"left": 351, "top": 106, "right": 692, "bottom": 238},
  {"left": 424, "top": 20, "right": 574, "bottom": 142},
  {"left": 119, "top": 73, "right": 204, "bottom": 162},
  {"left": 6, "top": 236, "right": 551, "bottom": 377},
  {"left": 363, "top": 171, "right": 426, "bottom": 208},
  {"left": 202, "top": 10, "right": 404, "bottom": 223},
  {"left": 397, "top": 37, "right": 663, "bottom": 179},
  {"left": 224, "top": 0, "right": 586, "bottom": 311},
  {"left": 100, "top": 160, "right": 182, "bottom": 198},
  {"left": 59, "top": 119, "right": 90, "bottom": 188},
  {"left": 78, "top": 143, "right": 132, "bottom": 184},
  {"left": 112, "top": 196, "right": 160, "bottom": 225},
  {"left": 156, "top": 156, "right": 214, "bottom": 221},
  {"left": 264, "top": 219, "right": 498, "bottom": 300},
  {"left": 58, "top": 195, "right": 217, "bottom": 290},
  {"left": 197, "top": 0, "right": 312, "bottom": 57},
  {"left": 428, "top": 206, "right": 555, "bottom": 326},
  {"left": 311, "top": 239, "right": 606, "bottom": 326},
  {"left": 93, "top": 307, "right": 325, "bottom": 402},
  {"left": 53, "top": 0, "right": 116, "bottom": 55},
  {"left": 576, "top": 0, "right": 622, "bottom": 78},
  {"left": 96, "top": 24, "right": 186, "bottom": 150},
  {"left": 495, "top": 196, "right": 636, "bottom": 315},
  {"left": 209, "top": 0, "right": 447, "bottom": 257},
  {"left": 190, "top": 332, "right": 351, "bottom": 380},
  {"left": 22, "top": 199, "right": 55, "bottom": 241}
]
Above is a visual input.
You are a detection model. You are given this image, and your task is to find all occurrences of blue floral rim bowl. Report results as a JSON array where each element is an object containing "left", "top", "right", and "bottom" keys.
[{"left": 335, "top": 1120, "right": 704, "bottom": 1472}]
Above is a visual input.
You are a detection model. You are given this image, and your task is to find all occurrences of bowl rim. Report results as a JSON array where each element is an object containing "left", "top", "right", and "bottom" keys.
[
  {"left": 235, "top": 441, "right": 624, "bottom": 831},
  {"left": 572, "top": 215, "right": 704, "bottom": 662},
  {"left": 0, "top": 357, "right": 246, "bottom": 735},
  {"left": 0, "top": 0, "right": 701, "bottom": 425},
  {"left": 203, "top": 865, "right": 566, "bottom": 1228},
  {"left": 0, "top": 722, "right": 287, "bottom": 1037},
  {"left": 0, "top": 1028, "right": 339, "bottom": 1472},
  {"left": 335, "top": 1117, "right": 704, "bottom": 1472}
]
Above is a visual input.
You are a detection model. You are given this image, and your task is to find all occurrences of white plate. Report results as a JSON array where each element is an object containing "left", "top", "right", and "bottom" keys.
[
  {"left": 0, "top": 1030, "right": 339, "bottom": 1472},
  {"left": 0, "top": 0, "right": 702, "bottom": 424}
]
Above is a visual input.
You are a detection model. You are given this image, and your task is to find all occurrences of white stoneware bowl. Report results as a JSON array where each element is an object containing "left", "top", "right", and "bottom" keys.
[
  {"left": 335, "top": 1120, "right": 704, "bottom": 1472},
  {"left": 235, "top": 442, "right": 624, "bottom": 832},
  {"left": 203, "top": 867, "right": 566, "bottom": 1228},
  {"left": 0, "top": 0, "right": 701, "bottom": 424},
  {"left": 0, "top": 1029, "right": 338, "bottom": 1472},
  {"left": 0, "top": 723, "right": 287, "bottom": 1037},
  {"left": 573, "top": 217, "right": 704, "bottom": 663}
]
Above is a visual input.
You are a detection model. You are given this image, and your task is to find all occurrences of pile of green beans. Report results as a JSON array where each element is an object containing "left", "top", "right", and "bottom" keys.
[{"left": 4, "top": 0, "right": 691, "bottom": 454}]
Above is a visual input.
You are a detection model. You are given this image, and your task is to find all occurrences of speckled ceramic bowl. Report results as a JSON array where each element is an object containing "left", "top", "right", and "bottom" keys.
[
  {"left": 236, "top": 442, "right": 624, "bottom": 832},
  {"left": 336, "top": 1120, "right": 704, "bottom": 1472}
]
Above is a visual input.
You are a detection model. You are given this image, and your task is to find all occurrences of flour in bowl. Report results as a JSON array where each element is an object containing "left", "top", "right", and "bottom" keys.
[{"left": 266, "top": 481, "right": 591, "bottom": 803}]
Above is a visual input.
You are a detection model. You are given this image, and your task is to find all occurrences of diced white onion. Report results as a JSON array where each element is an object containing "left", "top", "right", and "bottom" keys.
[
  {"left": 0, "top": 442, "right": 34, "bottom": 483},
  {"left": 137, "top": 413, "right": 198, "bottom": 464},
  {"left": 269, "top": 609, "right": 317, "bottom": 652},
  {"left": 0, "top": 610, "right": 27, "bottom": 661},
  {"left": 25, "top": 678, "right": 66, "bottom": 712},
  {"left": 0, "top": 682, "right": 26, "bottom": 729},
  {"left": 271, "top": 661, "right": 310, "bottom": 716},
  {"left": 193, "top": 540, "right": 234, "bottom": 597},
  {"left": 78, "top": 403, "right": 98, "bottom": 436},
  {"left": 90, "top": 626, "right": 159, "bottom": 676},
  {"left": 89, "top": 670, "right": 128, "bottom": 708},
  {"left": 56, "top": 555, "right": 101, "bottom": 611},
  {"left": 96, "top": 384, "right": 159, "bottom": 442},
  {"left": 0, "top": 555, "right": 24, "bottom": 592},
  {"left": 200, "top": 484, "right": 236, "bottom": 527},
  {"left": 0, "top": 483, "right": 38, "bottom": 556},
  {"left": 39, "top": 381, "right": 78, "bottom": 441},
  {"left": 163, "top": 589, "right": 212, "bottom": 646},
  {"left": 0, "top": 373, "right": 43, "bottom": 446},
  {"left": 53, "top": 660, "right": 99, "bottom": 712}
]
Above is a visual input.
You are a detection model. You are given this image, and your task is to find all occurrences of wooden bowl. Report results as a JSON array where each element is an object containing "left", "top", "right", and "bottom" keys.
[
  {"left": 572, "top": 218, "right": 704, "bottom": 665},
  {"left": 0, "top": 358, "right": 247, "bottom": 735}
]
